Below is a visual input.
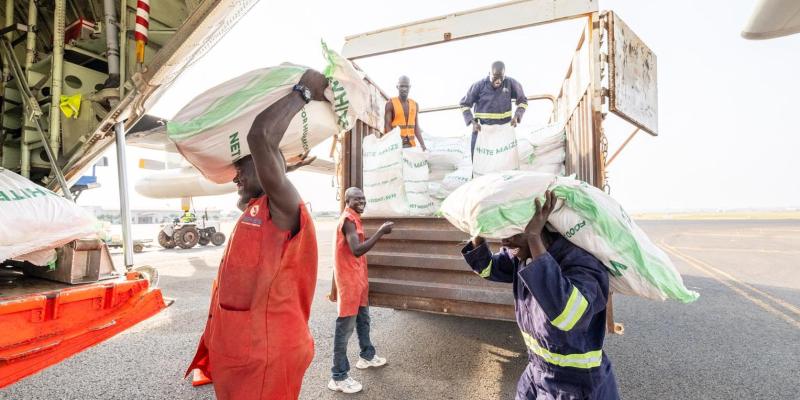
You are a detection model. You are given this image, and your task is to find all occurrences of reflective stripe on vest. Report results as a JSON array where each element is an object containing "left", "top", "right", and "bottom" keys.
[
  {"left": 551, "top": 286, "right": 589, "bottom": 332},
  {"left": 521, "top": 331, "right": 602, "bottom": 369}
]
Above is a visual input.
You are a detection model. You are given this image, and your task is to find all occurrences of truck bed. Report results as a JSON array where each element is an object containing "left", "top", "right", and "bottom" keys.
[{"left": 362, "top": 217, "right": 515, "bottom": 321}]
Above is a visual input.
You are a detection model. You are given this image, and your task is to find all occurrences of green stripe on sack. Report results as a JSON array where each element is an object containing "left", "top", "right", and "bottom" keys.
[
  {"left": 475, "top": 195, "right": 545, "bottom": 236},
  {"left": 551, "top": 184, "right": 699, "bottom": 303},
  {"left": 167, "top": 66, "right": 306, "bottom": 140}
]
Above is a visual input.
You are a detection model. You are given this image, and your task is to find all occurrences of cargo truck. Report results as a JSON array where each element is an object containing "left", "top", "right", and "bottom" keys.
[{"left": 336, "top": 0, "right": 659, "bottom": 323}]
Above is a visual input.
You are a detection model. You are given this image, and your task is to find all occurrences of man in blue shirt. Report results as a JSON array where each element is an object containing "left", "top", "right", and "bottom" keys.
[
  {"left": 460, "top": 61, "right": 528, "bottom": 158},
  {"left": 461, "top": 191, "right": 619, "bottom": 400}
]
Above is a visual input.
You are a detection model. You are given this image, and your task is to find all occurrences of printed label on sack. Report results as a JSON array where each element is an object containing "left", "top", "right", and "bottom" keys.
[
  {"left": 229, "top": 131, "right": 242, "bottom": 160},
  {"left": 330, "top": 78, "right": 351, "bottom": 130},
  {"left": 300, "top": 107, "right": 310, "bottom": 152},
  {"left": 368, "top": 193, "right": 398, "bottom": 203},
  {"left": 475, "top": 139, "right": 518, "bottom": 156},
  {"left": 363, "top": 143, "right": 400, "bottom": 158},
  {"left": 403, "top": 158, "right": 428, "bottom": 168},
  {"left": 565, "top": 220, "right": 586, "bottom": 239},
  {"left": 0, "top": 187, "right": 51, "bottom": 201}
]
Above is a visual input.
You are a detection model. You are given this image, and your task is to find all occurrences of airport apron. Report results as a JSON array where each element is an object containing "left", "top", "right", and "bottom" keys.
[
  {"left": 334, "top": 208, "right": 369, "bottom": 317},
  {"left": 186, "top": 196, "right": 318, "bottom": 400}
]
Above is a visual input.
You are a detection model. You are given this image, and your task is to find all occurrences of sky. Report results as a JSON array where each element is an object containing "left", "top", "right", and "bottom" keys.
[{"left": 78, "top": 0, "right": 800, "bottom": 213}]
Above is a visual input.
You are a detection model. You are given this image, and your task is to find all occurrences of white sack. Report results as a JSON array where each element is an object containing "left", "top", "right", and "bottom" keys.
[
  {"left": 0, "top": 169, "right": 99, "bottom": 262},
  {"left": 439, "top": 171, "right": 699, "bottom": 303},
  {"left": 363, "top": 130, "right": 408, "bottom": 216},
  {"left": 168, "top": 44, "right": 371, "bottom": 184},
  {"left": 472, "top": 124, "right": 519, "bottom": 177}
]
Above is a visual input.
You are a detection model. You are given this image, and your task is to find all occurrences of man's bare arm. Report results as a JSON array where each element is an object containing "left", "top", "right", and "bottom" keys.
[
  {"left": 384, "top": 101, "right": 393, "bottom": 134},
  {"left": 247, "top": 70, "right": 328, "bottom": 233},
  {"left": 414, "top": 111, "right": 426, "bottom": 151},
  {"left": 343, "top": 220, "right": 393, "bottom": 257}
]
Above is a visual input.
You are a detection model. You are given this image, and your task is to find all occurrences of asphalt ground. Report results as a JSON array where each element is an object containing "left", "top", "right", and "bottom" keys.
[{"left": 2, "top": 219, "right": 799, "bottom": 399}]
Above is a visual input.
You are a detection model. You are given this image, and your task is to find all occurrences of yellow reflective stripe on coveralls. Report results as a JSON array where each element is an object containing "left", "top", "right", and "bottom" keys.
[
  {"left": 550, "top": 286, "right": 589, "bottom": 331},
  {"left": 478, "top": 260, "right": 493, "bottom": 278},
  {"left": 520, "top": 331, "right": 602, "bottom": 369},
  {"left": 473, "top": 111, "right": 513, "bottom": 119}
]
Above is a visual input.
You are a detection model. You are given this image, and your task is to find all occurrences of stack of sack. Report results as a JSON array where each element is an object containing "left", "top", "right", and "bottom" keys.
[
  {"left": 362, "top": 129, "right": 408, "bottom": 216},
  {"left": 402, "top": 146, "right": 435, "bottom": 216},
  {"left": 0, "top": 168, "right": 103, "bottom": 267},
  {"left": 439, "top": 170, "right": 699, "bottom": 303},
  {"left": 167, "top": 41, "right": 372, "bottom": 184},
  {"left": 424, "top": 134, "right": 472, "bottom": 209},
  {"left": 517, "top": 121, "right": 567, "bottom": 175}
]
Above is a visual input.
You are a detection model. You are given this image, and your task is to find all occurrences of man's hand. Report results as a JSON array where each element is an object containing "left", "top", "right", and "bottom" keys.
[
  {"left": 472, "top": 120, "right": 482, "bottom": 133},
  {"left": 378, "top": 221, "right": 394, "bottom": 235},
  {"left": 327, "top": 291, "right": 337, "bottom": 302},
  {"left": 524, "top": 190, "right": 557, "bottom": 259},
  {"left": 510, "top": 116, "right": 519, "bottom": 127},
  {"left": 471, "top": 236, "right": 486, "bottom": 247},
  {"left": 298, "top": 69, "right": 328, "bottom": 101},
  {"left": 286, "top": 150, "right": 316, "bottom": 173}
]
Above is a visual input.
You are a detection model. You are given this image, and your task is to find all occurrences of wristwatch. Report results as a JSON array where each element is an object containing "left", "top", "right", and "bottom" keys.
[{"left": 292, "top": 84, "right": 312, "bottom": 103}]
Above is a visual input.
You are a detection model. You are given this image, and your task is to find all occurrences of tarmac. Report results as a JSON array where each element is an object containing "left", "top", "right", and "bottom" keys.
[{"left": 2, "top": 219, "right": 799, "bottom": 400}]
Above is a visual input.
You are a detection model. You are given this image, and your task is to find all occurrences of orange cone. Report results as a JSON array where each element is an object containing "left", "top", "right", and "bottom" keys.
[{"left": 191, "top": 369, "right": 212, "bottom": 387}]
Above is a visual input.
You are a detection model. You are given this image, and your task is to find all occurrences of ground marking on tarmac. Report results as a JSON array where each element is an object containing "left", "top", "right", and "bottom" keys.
[
  {"left": 672, "top": 246, "right": 800, "bottom": 255},
  {"left": 660, "top": 238, "right": 800, "bottom": 330}
]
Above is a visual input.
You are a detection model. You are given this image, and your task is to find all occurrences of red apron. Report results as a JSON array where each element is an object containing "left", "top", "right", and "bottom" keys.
[
  {"left": 334, "top": 208, "right": 369, "bottom": 318},
  {"left": 186, "top": 196, "right": 317, "bottom": 400}
]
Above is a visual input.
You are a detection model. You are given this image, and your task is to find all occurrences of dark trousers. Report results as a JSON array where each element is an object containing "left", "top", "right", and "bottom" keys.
[
  {"left": 331, "top": 306, "right": 376, "bottom": 381},
  {"left": 471, "top": 131, "right": 479, "bottom": 160}
]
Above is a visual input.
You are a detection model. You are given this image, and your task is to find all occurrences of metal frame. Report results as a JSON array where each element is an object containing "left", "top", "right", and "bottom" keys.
[
  {"left": 342, "top": 0, "right": 598, "bottom": 59},
  {"left": 338, "top": 2, "right": 608, "bottom": 321}
]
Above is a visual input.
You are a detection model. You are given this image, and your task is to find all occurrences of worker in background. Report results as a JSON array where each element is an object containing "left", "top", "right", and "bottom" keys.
[
  {"left": 326, "top": 187, "right": 393, "bottom": 394},
  {"left": 460, "top": 61, "right": 528, "bottom": 158},
  {"left": 384, "top": 75, "right": 427, "bottom": 150},
  {"left": 185, "top": 69, "right": 328, "bottom": 400},
  {"left": 180, "top": 210, "right": 196, "bottom": 223},
  {"left": 461, "top": 191, "right": 619, "bottom": 400}
]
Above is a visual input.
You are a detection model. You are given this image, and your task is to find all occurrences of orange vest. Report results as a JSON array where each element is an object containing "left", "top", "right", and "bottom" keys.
[
  {"left": 334, "top": 208, "right": 369, "bottom": 317},
  {"left": 186, "top": 196, "right": 318, "bottom": 400},
  {"left": 391, "top": 97, "right": 418, "bottom": 147}
]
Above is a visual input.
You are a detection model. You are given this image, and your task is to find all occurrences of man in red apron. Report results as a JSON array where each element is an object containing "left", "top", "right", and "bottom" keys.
[
  {"left": 185, "top": 69, "right": 328, "bottom": 400},
  {"left": 326, "top": 187, "right": 393, "bottom": 393}
]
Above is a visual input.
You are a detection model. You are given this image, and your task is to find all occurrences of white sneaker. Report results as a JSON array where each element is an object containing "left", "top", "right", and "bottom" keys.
[
  {"left": 355, "top": 355, "right": 387, "bottom": 369},
  {"left": 327, "top": 377, "right": 363, "bottom": 394}
]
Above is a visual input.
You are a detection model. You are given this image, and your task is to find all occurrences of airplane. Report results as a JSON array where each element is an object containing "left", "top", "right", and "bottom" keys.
[
  {"left": 742, "top": 0, "right": 800, "bottom": 39},
  {"left": 125, "top": 114, "right": 335, "bottom": 200}
]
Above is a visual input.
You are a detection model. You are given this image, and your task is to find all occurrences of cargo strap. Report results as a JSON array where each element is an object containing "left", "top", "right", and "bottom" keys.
[{"left": 520, "top": 331, "right": 602, "bottom": 369}]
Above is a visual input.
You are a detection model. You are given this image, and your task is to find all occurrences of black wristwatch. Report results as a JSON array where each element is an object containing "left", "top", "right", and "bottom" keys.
[{"left": 292, "top": 84, "right": 312, "bottom": 103}]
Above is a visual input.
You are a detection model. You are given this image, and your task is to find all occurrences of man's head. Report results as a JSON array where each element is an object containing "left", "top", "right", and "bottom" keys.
[
  {"left": 345, "top": 187, "right": 366, "bottom": 214},
  {"left": 490, "top": 61, "right": 506, "bottom": 89},
  {"left": 500, "top": 230, "right": 553, "bottom": 261},
  {"left": 233, "top": 155, "right": 264, "bottom": 210},
  {"left": 396, "top": 76, "right": 411, "bottom": 100}
]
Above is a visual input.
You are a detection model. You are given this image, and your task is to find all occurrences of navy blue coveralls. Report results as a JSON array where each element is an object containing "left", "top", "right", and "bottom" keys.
[
  {"left": 459, "top": 77, "right": 528, "bottom": 156},
  {"left": 462, "top": 234, "right": 619, "bottom": 400}
]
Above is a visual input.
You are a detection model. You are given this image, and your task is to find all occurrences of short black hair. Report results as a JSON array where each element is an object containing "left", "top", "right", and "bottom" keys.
[{"left": 491, "top": 61, "right": 505, "bottom": 72}]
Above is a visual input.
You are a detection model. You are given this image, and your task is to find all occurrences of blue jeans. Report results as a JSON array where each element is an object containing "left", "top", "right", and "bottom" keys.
[{"left": 331, "top": 306, "right": 376, "bottom": 381}]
